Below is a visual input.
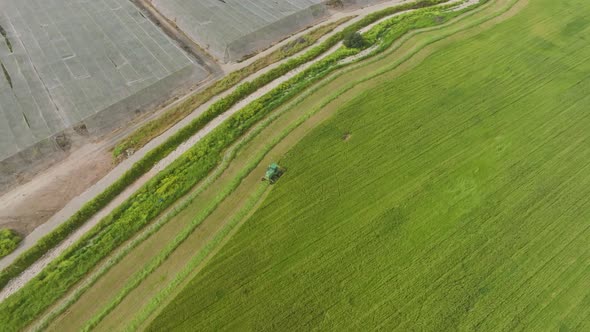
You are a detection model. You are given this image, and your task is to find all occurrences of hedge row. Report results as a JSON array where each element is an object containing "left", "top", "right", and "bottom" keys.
[
  {"left": 0, "top": 1, "right": 456, "bottom": 331},
  {"left": 112, "top": 16, "right": 354, "bottom": 158}
]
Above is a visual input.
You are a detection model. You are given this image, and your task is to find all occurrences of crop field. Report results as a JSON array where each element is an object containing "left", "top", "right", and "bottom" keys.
[
  {"left": 3, "top": 2, "right": 468, "bottom": 330},
  {"left": 149, "top": 0, "right": 590, "bottom": 330}
]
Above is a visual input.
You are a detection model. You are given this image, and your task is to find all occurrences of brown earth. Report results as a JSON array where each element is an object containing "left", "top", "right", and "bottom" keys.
[{"left": 0, "top": 143, "right": 112, "bottom": 236}]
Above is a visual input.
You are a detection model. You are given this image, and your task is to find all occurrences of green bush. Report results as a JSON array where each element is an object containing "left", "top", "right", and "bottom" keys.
[
  {"left": 0, "top": 229, "right": 21, "bottom": 258},
  {"left": 343, "top": 31, "right": 366, "bottom": 48}
]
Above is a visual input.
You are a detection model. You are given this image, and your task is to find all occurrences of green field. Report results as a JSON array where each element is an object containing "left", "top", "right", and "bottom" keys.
[{"left": 149, "top": 0, "right": 590, "bottom": 330}]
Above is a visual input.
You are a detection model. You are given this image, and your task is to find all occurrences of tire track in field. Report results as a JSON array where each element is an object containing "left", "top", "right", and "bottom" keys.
[{"left": 372, "top": 97, "right": 590, "bottom": 329}]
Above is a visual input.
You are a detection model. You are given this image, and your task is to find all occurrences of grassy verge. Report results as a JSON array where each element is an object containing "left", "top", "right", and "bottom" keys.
[
  {"left": 127, "top": 183, "right": 270, "bottom": 332},
  {"left": 112, "top": 16, "right": 353, "bottom": 159},
  {"left": 32, "top": 79, "right": 309, "bottom": 332},
  {"left": 0, "top": 2, "right": 457, "bottom": 331},
  {"left": 134, "top": 2, "right": 510, "bottom": 326},
  {"left": 124, "top": 80, "right": 350, "bottom": 332},
  {"left": 0, "top": 229, "right": 21, "bottom": 259}
]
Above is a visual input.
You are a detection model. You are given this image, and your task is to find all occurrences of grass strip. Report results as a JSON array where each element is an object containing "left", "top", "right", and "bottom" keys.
[
  {"left": 31, "top": 74, "right": 309, "bottom": 332},
  {"left": 112, "top": 16, "right": 353, "bottom": 158},
  {"left": 82, "top": 65, "right": 347, "bottom": 330},
  {"left": 128, "top": 182, "right": 269, "bottom": 332},
  {"left": 127, "top": 182, "right": 269, "bottom": 332},
  {"left": 82, "top": 151, "right": 273, "bottom": 331},
  {"left": 0, "top": 2, "right": 456, "bottom": 331},
  {"left": 124, "top": 81, "right": 349, "bottom": 332}
]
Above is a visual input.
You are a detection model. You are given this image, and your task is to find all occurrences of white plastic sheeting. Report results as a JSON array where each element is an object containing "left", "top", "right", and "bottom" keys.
[{"left": 0, "top": 0, "right": 207, "bottom": 163}]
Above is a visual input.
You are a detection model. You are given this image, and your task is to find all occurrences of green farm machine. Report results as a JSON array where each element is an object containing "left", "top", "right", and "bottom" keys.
[{"left": 263, "top": 163, "right": 284, "bottom": 184}]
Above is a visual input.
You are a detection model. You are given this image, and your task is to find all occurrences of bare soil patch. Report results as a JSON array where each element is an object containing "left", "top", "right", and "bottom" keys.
[{"left": 0, "top": 144, "right": 112, "bottom": 236}]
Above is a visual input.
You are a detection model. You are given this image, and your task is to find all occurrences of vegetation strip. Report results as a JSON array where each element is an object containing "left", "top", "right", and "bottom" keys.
[
  {"left": 0, "top": 15, "right": 352, "bottom": 293},
  {"left": 84, "top": 69, "right": 345, "bottom": 330},
  {"left": 128, "top": 183, "right": 270, "bottom": 332},
  {"left": 112, "top": 16, "right": 354, "bottom": 158},
  {"left": 37, "top": 62, "right": 343, "bottom": 330},
  {"left": 0, "top": 1, "right": 463, "bottom": 331},
  {"left": 82, "top": 153, "right": 272, "bottom": 331},
  {"left": 124, "top": 84, "right": 353, "bottom": 331},
  {"left": 31, "top": 79, "right": 309, "bottom": 332}
]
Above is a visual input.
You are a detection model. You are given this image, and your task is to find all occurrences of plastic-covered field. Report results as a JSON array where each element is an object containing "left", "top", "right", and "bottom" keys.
[
  {"left": 151, "top": 0, "right": 328, "bottom": 62},
  {"left": 0, "top": 0, "right": 207, "bottom": 163}
]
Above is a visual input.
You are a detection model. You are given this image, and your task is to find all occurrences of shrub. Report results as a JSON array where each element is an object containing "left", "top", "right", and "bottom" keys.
[
  {"left": 343, "top": 31, "right": 366, "bottom": 48},
  {"left": 0, "top": 229, "right": 21, "bottom": 258}
]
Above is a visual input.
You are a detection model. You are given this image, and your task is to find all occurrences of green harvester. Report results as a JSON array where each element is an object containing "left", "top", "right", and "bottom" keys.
[{"left": 263, "top": 163, "right": 284, "bottom": 184}]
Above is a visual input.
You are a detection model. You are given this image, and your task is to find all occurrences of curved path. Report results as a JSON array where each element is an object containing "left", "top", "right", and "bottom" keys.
[{"left": 0, "top": 0, "right": 423, "bottom": 302}]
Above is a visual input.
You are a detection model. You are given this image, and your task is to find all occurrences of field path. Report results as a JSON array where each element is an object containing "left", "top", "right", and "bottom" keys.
[{"left": 0, "top": 0, "right": 423, "bottom": 302}]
